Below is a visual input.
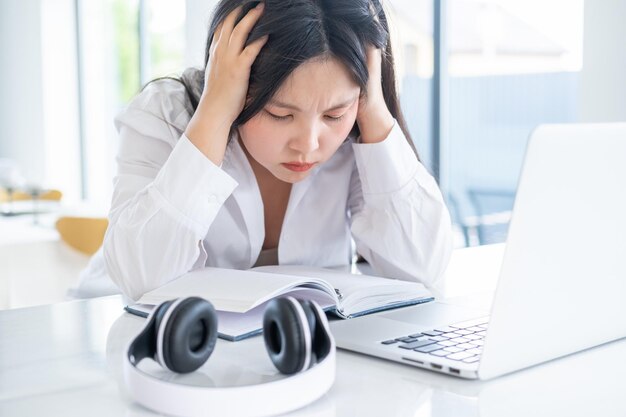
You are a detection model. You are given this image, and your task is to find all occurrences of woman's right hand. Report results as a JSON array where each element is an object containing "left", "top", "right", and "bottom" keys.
[{"left": 185, "top": 3, "right": 268, "bottom": 165}]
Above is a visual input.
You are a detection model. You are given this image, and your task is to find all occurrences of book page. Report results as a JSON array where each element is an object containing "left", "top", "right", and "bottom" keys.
[
  {"left": 254, "top": 265, "right": 432, "bottom": 317},
  {"left": 136, "top": 266, "right": 336, "bottom": 313},
  {"left": 254, "top": 264, "right": 422, "bottom": 296}
]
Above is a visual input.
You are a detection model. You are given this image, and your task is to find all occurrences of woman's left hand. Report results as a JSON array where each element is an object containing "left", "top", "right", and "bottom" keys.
[{"left": 356, "top": 45, "right": 395, "bottom": 143}]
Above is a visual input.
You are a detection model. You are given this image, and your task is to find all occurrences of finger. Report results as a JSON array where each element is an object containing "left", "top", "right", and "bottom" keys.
[
  {"left": 241, "top": 34, "right": 269, "bottom": 66},
  {"left": 366, "top": 44, "right": 381, "bottom": 63},
  {"left": 210, "top": 21, "right": 225, "bottom": 53},
  {"left": 365, "top": 44, "right": 382, "bottom": 77},
  {"left": 222, "top": 5, "right": 244, "bottom": 38},
  {"left": 230, "top": 2, "right": 265, "bottom": 50}
]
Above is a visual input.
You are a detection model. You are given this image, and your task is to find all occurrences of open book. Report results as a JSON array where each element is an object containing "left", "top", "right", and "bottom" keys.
[{"left": 126, "top": 265, "right": 433, "bottom": 341}]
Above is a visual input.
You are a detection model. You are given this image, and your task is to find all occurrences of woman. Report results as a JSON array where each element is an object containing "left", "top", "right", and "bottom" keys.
[{"left": 81, "top": 0, "right": 452, "bottom": 301}]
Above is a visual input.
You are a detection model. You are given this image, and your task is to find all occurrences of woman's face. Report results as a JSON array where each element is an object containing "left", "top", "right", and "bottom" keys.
[{"left": 238, "top": 57, "right": 361, "bottom": 184}]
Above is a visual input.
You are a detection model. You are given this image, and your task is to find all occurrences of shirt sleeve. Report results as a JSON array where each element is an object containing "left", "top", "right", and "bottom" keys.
[
  {"left": 348, "top": 121, "right": 453, "bottom": 295},
  {"left": 103, "top": 86, "right": 238, "bottom": 301}
]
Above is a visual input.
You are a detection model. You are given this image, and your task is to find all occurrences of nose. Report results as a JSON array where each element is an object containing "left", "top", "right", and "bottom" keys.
[{"left": 289, "top": 124, "right": 320, "bottom": 155}]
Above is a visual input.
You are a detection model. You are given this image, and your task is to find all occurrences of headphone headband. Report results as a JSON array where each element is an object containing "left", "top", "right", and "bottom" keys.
[
  {"left": 124, "top": 346, "right": 335, "bottom": 417},
  {"left": 124, "top": 297, "right": 336, "bottom": 417},
  {"left": 156, "top": 297, "right": 187, "bottom": 368},
  {"left": 285, "top": 296, "right": 312, "bottom": 372}
]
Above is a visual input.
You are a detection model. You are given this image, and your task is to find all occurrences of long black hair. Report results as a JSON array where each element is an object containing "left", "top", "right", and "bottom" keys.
[{"left": 163, "top": 0, "right": 416, "bottom": 154}]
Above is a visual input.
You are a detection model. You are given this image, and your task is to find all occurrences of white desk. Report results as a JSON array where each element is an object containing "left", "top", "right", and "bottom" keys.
[
  {"left": 0, "top": 215, "right": 90, "bottom": 309},
  {"left": 1, "top": 245, "right": 625, "bottom": 417}
]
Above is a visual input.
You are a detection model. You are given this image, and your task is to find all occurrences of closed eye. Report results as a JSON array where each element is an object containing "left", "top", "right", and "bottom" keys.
[
  {"left": 265, "top": 110, "right": 345, "bottom": 122},
  {"left": 265, "top": 110, "right": 292, "bottom": 121},
  {"left": 324, "top": 114, "right": 345, "bottom": 122}
]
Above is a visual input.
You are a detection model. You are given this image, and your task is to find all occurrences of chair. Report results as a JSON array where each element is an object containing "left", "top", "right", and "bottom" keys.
[
  {"left": 467, "top": 188, "right": 516, "bottom": 245},
  {"left": 55, "top": 217, "right": 109, "bottom": 255},
  {"left": 0, "top": 187, "right": 63, "bottom": 202}
]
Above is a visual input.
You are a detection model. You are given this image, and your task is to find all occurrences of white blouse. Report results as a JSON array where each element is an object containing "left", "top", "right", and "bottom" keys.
[{"left": 80, "top": 78, "right": 453, "bottom": 301}]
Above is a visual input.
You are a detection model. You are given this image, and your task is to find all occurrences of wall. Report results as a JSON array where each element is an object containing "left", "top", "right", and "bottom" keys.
[
  {"left": 185, "top": 0, "right": 217, "bottom": 68},
  {"left": 578, "top": 0, "right": 626, "bottom": 122},
  {"left": 0, "top": 0, "right": 81, "bottom": 200},
  {"left": 0, "top": 0, "right": 46, "bottom": 185}
]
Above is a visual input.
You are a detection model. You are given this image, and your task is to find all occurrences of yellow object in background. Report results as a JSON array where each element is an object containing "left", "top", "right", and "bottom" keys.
[
  {"left": 55, "top": 217, "right": 108, "bottom": 255},
  {"left": 0, "top": 188, "right": 63, "bottom": 202}
]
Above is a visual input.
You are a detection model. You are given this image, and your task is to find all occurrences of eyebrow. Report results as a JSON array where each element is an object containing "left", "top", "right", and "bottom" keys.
[{"left": 268, "top": 96, "right": 358, "bottom": 113}]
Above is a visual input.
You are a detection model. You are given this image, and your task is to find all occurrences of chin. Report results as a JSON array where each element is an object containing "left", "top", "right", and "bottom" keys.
[{"left": 274, "top": 169, "right": 311, "bottom": 184}]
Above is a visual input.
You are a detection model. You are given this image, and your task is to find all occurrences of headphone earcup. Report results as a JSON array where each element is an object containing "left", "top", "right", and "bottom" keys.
[
  {"left": 263, "top": 297, "right": 317, "bottom": 375},
  {"left": 158, "top": 297, "right": 218, "bottom": 373}
]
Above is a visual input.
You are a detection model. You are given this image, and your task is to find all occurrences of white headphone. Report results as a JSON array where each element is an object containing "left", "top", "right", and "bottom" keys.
[{"left": 123, "top": 296, "right": 336, "bottom": 417}]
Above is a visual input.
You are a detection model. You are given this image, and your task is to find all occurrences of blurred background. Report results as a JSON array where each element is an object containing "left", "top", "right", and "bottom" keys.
[{"left": 1, "top": 0, "right": 625, "bottom": 307}]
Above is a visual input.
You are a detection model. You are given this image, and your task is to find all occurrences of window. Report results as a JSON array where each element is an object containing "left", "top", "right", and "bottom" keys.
[
  {"left": 76, "top": 0, "right": 186, "bottom": 206},
  {"left": 386, "top": 0, "right": 436, "bottom": 171},
  {"left": 388, "top": 0, "right": 584, "bottom": 247},
  {"left": 445, "top": 0, "right": 584, "bottom": 246}
]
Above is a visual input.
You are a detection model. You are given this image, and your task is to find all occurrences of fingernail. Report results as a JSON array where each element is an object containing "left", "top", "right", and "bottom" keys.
[{"left": 256, "top": 2, "right": 264, "bottom": 9}]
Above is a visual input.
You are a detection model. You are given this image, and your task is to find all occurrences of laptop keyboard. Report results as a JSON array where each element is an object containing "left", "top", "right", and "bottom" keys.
[{"left": 380, "top": 317, "right": 489, "bottom": 364}]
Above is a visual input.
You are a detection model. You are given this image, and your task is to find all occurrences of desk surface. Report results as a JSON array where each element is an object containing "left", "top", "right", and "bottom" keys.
[
  {"left": 1, "top": 245, "right": 625, "bottom": 417},
  {"left": 0, "top": 215, "right": 90, "bottom": 309}
]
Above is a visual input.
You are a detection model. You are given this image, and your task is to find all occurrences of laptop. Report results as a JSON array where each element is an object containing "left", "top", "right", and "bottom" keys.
[{"left": 330, "top": 123, "right": 626, "bottom": 380}]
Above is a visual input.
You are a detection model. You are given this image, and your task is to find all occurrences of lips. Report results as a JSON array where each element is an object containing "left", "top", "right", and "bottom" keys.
[{"left": 282, "top": 162, "right": 316, "bottom": 172}]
